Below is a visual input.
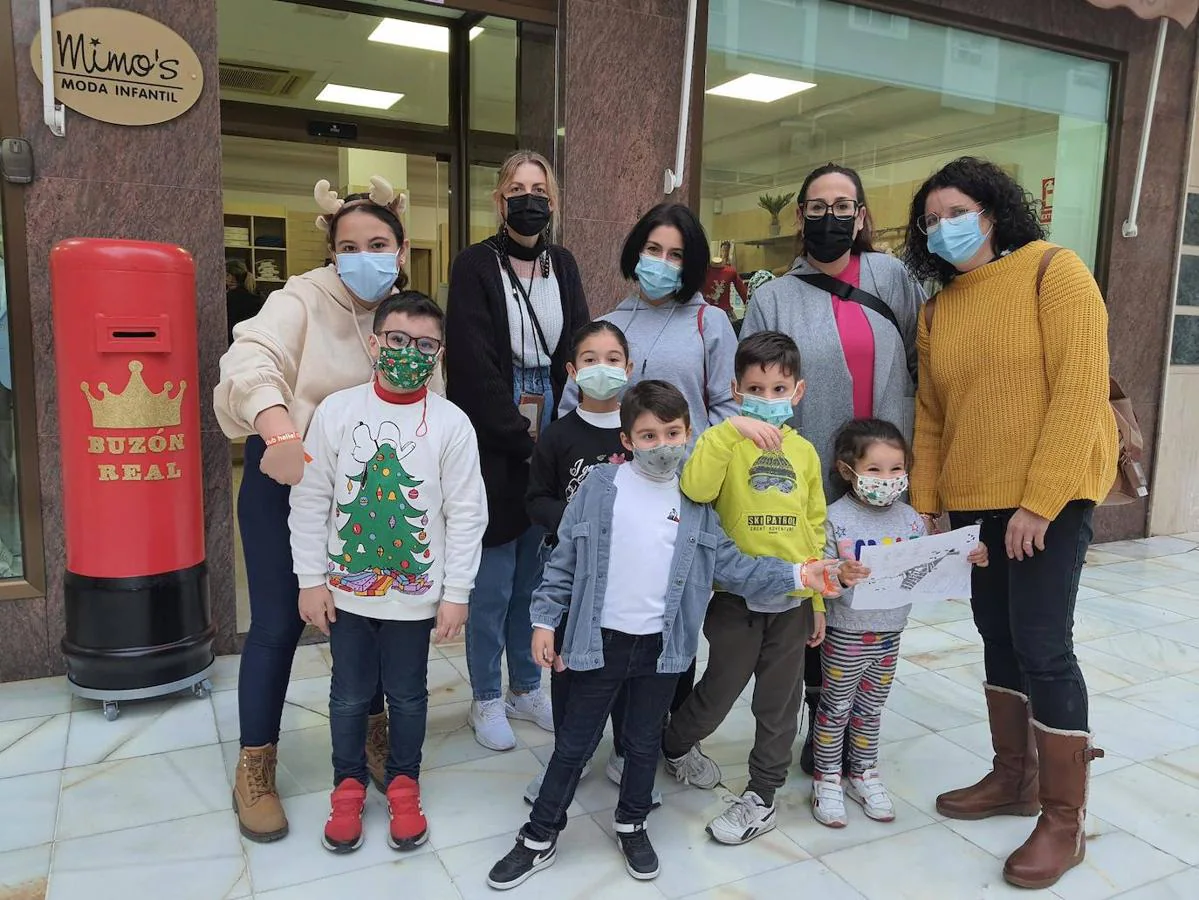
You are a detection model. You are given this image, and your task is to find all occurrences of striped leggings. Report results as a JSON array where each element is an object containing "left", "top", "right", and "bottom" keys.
[{"left": 812, "top": 628, "right": 901, "bottom": 776}]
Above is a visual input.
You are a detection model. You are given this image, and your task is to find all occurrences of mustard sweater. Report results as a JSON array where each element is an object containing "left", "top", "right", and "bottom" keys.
[
  {"left": 680, "top": 420, "right": 826, "bottom": 612},
  {"left": 910, "top": 242, "right": 1117, "bottom": 520}
]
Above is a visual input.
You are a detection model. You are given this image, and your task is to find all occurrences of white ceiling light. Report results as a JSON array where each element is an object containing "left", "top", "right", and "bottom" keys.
[
  {"left": 369, "top": 18, "right": 450, "bottom": 52},
  {"left": 316, "top": 83, "right": 403, "bottom": 110},
  {"left": 706, "top": 73, "right": 816, "bottom": 103},
  {"left": 469, "top": 26, "right": 484, "bottom": 40}
]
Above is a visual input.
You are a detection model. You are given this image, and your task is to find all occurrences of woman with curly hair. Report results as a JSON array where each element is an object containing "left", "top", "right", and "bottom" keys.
[{"left": 902, "top": 157, "right": 1116, "bottom": 890}]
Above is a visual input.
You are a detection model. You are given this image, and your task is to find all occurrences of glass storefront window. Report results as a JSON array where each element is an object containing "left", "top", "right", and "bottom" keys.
[
  {"left": 0, "top": 200, "right": 22, "bottom": 578},
  {"left": 471, "top": 17, "right": 518, "bottom": 135},
  {"left": 701, "top": 0, "right": 1112, "bottom": 277}
]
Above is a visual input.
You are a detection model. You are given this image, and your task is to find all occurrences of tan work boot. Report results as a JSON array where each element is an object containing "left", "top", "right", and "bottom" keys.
[
  {"left": 366, "top": 712, "right": 389, "bottom": 793},
  {"left": 233, "top": 744, "right": 288, "bottom": 842},
  {"left": 1003, "top": 721, "right": 1104, "bottom": 889},
  {"left": 936, "top": 684, "right": 1039, "bottom": 820}
]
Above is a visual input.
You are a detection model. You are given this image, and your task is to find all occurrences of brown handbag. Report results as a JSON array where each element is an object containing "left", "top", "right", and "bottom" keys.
[{"left": 922, "top": 246, "right": 1148, "bottom": 507}]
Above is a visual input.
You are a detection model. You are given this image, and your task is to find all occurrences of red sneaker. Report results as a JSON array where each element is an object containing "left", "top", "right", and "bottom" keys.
[
  {"left": 322, "top": 779, "right": 366, "bottom": 854},
  {"left": 386, "top": 774, "right": 429, "bottom": 850}
]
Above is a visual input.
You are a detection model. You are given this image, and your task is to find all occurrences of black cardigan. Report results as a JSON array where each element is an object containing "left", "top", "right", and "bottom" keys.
[{"left": 445, "top": 240, "right": 590, "bottom": 547}]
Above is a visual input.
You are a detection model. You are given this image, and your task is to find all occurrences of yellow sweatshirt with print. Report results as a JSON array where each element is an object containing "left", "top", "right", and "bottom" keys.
[{"left": 680, "top": 419, "right": 826, "bottom": 613}]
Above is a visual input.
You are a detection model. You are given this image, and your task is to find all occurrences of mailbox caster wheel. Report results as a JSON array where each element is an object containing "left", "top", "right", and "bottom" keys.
[
  {"left": 192, "top": 679, "right": 212, "bottom": 699},
  {"left": 103, "top": 701, "right": 120, "bottom": 722}
]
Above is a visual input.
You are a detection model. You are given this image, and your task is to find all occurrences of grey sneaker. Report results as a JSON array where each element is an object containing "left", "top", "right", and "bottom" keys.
[
  {"left": 523, "top": 760, "right": 592, "bottom": 805},
  {"left": 706, "top": 790, "right": 777, "bottom": 845},
  {"left": 603, "top": 752, "right": 663, "bottom": 807},
  {"left": 664, "top": 744, "right": 721, "bottom": 789}
]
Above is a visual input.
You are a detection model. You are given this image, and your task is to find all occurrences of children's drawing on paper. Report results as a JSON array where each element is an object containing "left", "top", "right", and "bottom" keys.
[{"left": 851, "top": 526, "right": 980, "bottom": 610}]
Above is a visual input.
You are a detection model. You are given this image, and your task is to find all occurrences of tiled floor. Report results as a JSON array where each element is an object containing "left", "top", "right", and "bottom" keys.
[{"left": 4, "top": 536, "right": 1199, "bottom": 899}]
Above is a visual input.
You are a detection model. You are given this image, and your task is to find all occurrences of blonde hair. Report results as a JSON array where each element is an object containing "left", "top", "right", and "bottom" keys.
[{"left": 493, "top": 149, "right": 560, "bottom": 242}]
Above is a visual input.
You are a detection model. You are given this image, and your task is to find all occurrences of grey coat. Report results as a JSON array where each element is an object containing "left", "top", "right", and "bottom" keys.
[{"left": 742, "top": 252, "right": 926, "bottom": 497}]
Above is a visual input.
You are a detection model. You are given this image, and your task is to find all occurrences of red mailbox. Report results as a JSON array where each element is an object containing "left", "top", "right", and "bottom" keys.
[{"left": 52, "top": 238, "right": 213, "bottom": 708}]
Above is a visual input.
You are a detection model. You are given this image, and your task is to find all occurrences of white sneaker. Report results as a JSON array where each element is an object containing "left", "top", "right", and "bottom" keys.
[
  {"left": 812, "top": 773, "right": 848, "bottom": 828},
  {"left": 471, "top": 698, "right": 517, "bottom": 751},
  {"left": 846, "top": 770, "right": 896, "bottom": 822},
  {"left": 706, "top": 791, "right": 777, "bottom": 845},
  {"left": 664, "top": 744, "right": 721, "bottom": 790},
  {"left": 523, "top": 761, "right": 592, "bottom": 805},
  {"left": 506, "top": 688, "right": 554, "bottom": 733},
  {"left": 604, "top": 752, "right": 664, "bottom": 807}
]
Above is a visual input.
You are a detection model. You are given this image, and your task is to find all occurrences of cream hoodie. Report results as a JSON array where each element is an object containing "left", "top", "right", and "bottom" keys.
[{"left": 214, "top": 265, "right": 446, "bottom": 439}]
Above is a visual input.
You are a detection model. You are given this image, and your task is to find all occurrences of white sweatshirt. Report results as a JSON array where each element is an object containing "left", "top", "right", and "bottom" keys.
[
  {"left": 289, "top": 381, "right": 488, "bottom": 621},
  {"left": 214, "top": 265, "right": 445, "bottom": 440}
]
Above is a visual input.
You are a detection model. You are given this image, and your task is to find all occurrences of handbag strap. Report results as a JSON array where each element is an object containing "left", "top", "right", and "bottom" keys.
[
  {"left": 794, "top": 271, "right": 902, "bottom": 336},
  {"left": 697, "top": 304, "right": 710, "bottom": 414},
  {"left": 505, "top": 257, "right": 553, "bottom": 361}
]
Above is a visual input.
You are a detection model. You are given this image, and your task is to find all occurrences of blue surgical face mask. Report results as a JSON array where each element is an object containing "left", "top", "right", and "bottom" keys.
[
  {"left": 574, "top": 363, "right": 627, "bottom": 401},
  {"left": 926, "top": 212, "right": 991, "bottom": 267},
  {"left": 736, "top": 388, "right": 797, "bottom": 428},
  {"left": 337, "top": 251, "right": 399, "bottom": 304},
  {"left": 635, "top": 254, "right": 683, "bottom": 301}
]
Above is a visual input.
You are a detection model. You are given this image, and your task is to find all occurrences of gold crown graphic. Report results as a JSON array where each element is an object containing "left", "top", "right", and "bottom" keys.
[{"left": 81, "top": 361, "right": 186, "bottom": 430}]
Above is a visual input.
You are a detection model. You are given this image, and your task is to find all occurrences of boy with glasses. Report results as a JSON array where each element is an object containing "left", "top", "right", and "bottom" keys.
[{"left": 290, "top": 291, "right": 488, "bottom": 854}]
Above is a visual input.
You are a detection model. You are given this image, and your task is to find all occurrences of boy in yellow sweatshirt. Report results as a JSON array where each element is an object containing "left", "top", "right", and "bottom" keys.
[{"left": 663, "top": 331, "right": 853, "bottom": 846}]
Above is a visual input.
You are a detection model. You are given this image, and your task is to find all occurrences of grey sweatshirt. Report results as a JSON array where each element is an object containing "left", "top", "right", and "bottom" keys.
[
  {"left": 824, "top": 494, "right": 927, "bottom": 632},
  {"left": 559, "top": 292, "right": 738, "bottom": 436},
  {"left": 741, "top": 253, "right": 926, "bottom": 498}
]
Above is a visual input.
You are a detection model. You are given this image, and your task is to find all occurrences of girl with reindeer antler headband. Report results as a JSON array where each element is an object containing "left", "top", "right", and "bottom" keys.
[{"left": 214, "top": 174, "right": 444, "bottom": 845}]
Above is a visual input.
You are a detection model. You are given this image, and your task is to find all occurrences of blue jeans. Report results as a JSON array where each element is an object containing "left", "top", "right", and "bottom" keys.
[
  {"left": 465, "top": 526, "right": 545, "bottom": 701},
  {"left": 525, "top": 630, "right": 678, "bottom": 842},
  {"left": 951, "top": 500, "right": 1094, "bottom": 731},
  {"left": 328, "top": 609, "right": 434, "bottom": 786},
  {"left": 237, "top": 437, "right": 383, "bottom": 747}
]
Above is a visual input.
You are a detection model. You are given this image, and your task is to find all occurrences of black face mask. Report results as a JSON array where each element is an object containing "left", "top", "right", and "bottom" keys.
[
  {"left": 505, "top": 193, "right": 552, "bottom": 238},
  {"left": 802, "top": 213, "right": 856, "bottom": 263}
]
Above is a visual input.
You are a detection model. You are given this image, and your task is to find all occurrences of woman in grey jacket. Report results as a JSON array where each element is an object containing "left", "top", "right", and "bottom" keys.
[{"left": 740, "top": 163, "right": 926, "bottom": 774}]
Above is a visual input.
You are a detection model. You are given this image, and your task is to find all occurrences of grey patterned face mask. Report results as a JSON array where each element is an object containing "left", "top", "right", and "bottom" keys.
[{"left": 632, "top": 443, "right": 687, "bottom": 480}]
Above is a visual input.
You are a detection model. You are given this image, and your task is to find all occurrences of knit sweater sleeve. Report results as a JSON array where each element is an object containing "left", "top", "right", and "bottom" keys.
[
  {"left": 1021, "top": 251, "right": 1112, "bottom": 520},
  {"left": 909, "top": 309, "right": 944, "bottom": 514}
]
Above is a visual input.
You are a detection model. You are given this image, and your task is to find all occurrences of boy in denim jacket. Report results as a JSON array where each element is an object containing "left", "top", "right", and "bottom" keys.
[{"left": 486, "top": 381, "right": 847, "bottom": 890}]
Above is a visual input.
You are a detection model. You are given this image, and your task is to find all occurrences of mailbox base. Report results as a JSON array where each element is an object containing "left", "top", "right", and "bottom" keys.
[{"left": 62, "top": 562, "right": 215, "bottom": 692}]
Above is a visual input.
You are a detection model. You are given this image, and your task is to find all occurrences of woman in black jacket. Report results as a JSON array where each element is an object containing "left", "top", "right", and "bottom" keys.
[{"left": 446, "top": 150, "right": 590, "bottom": 753}]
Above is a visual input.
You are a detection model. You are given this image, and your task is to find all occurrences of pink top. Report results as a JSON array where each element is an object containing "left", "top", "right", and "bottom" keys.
[{"left": 829, "top": 254, "right": 875, "bottom": 418}]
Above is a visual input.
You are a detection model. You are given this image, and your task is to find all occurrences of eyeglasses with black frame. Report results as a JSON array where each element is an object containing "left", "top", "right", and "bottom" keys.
[
  {"left": 377, "top": 329, "right": 443, "bottom": 356},
  {"left": 800, "top": 198, "right": 861, "bottom": 221},
  {"left": 917, "top": 207, "right": 986, "bottom": 235}
]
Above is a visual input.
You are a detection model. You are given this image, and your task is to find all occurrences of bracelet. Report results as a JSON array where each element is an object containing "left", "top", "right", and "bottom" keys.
[
  {"left": 802, "top": 559, "right": 841, "bottom": 595},
  {"left": 265, "top": 431, "right": 302, "bottom": 447}
]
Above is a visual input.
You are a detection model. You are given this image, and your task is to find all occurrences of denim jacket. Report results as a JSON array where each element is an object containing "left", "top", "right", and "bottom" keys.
[{"left": 530, "top": 464, "right": 798, "bottom": 674}]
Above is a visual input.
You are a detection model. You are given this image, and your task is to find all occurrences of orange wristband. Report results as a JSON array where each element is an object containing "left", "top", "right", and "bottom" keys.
[{"left": 265, "top": 431, "right": 302, "bottom": 447}]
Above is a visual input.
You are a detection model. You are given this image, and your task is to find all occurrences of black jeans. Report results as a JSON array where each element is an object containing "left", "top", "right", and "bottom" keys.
[
  {"left": 525, "top": 630, "right": 679, "bottom": 842},
  {"left": 951, "top": 501, "right": 1094, "bottom": 731},
  {"left": 237, "top": 437, "right": 383, "bottom": 748},
  {"left": 550, "top": 626, "right": 628, "bottom": 756},
  {"left": 328, "top": 609, "right": 434, "bottom": 786}
]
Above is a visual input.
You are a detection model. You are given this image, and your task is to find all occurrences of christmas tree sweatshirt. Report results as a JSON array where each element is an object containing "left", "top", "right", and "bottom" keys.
[{"left": 289, "top": 380, "right": 488, "bottom": 621}]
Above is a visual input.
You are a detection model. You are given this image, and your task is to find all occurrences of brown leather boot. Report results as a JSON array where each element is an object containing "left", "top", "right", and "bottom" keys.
[
  {"left": 936, "top": 684, "right": 1039, "bottom": 820},
  {"left": 366, "top": 712, "right": 389, "bottom": 793},
  {"left": 233, "top": 744, "right": 288, "bottom": 842},
  {"left": 1003, "top": 721, "right": 1104, "bottom": 889}
]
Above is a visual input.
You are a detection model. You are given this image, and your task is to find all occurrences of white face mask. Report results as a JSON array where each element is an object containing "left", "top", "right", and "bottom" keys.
[{"left": 851, "top": 472, "right": 909, "bottom": 507}]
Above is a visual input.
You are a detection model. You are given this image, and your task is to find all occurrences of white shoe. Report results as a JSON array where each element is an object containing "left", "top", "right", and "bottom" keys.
[
  {"left": 471, "top": 698, "right": 517, "bottom": 751},
  {"left": 664, "top": 744, "right": 721, "bottom": 790},
  {"left": 706, "top": 791, "right": 777, "bottom": 845},
  {"left": 523, "top": 761, "right": 592, "bottom": 805},
  {"left": 846, "top": 769, "right": 895, "bottom": 822},
  {"left": 506, "top": 688, "right": 555, "bottom": 733},
  {"left": 604, "top": 752, "right": 663, "bottom": 808},
  {"left": 811, "top": 773, "right": 848, "bottom": 828}
]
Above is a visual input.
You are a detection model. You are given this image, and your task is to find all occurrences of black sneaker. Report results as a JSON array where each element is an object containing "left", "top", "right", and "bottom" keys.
[
  {"left": 615, "top": 821, "right": 660, "bottom": 880},
  {"left": 486, "top": 834, "right": 557, "bottom": 890}
]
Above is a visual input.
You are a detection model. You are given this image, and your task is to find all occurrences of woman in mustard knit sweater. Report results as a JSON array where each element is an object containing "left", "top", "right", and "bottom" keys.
[{"left": 902, "top": 158, "right": 1116, "bottom": 892}]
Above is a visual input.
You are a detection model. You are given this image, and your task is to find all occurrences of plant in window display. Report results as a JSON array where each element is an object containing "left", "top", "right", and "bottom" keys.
[{"left": 758, "top": 192, "right": 796, "bottom": 237}]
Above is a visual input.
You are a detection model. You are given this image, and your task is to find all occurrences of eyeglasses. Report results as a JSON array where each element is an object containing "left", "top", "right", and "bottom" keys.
[
  {"left": 377, "top": 329, "right": 442, "bottom": 356},
  {"left": 918, "top": 207, "right": 985, "bottom": 235},
  {"left": 800, "top": 199, "right": 861, "bottom": 220}
]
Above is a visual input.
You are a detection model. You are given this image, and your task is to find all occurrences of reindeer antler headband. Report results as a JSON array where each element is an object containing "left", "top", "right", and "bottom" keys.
[{"left": 314, "top": 175, "right": 409, "bottom": 233}]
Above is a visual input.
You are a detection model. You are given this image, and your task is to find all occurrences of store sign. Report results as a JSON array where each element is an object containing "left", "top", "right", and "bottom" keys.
[
  {"left": 1041, "top": 178, "right": 1055, "bottom": 225},
  {"left": 30, "top": 8, "right": 204, "bottom": 127}
]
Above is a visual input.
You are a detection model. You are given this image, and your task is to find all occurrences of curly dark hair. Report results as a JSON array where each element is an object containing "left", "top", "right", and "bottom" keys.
[{"left": 901, "top": 157, "right": 1044, "bottom": 285}]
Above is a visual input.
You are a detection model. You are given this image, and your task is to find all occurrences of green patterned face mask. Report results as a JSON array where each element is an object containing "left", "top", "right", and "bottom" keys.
[{"left": 377, "top": 345, "right": 438, "bottom": 391}]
